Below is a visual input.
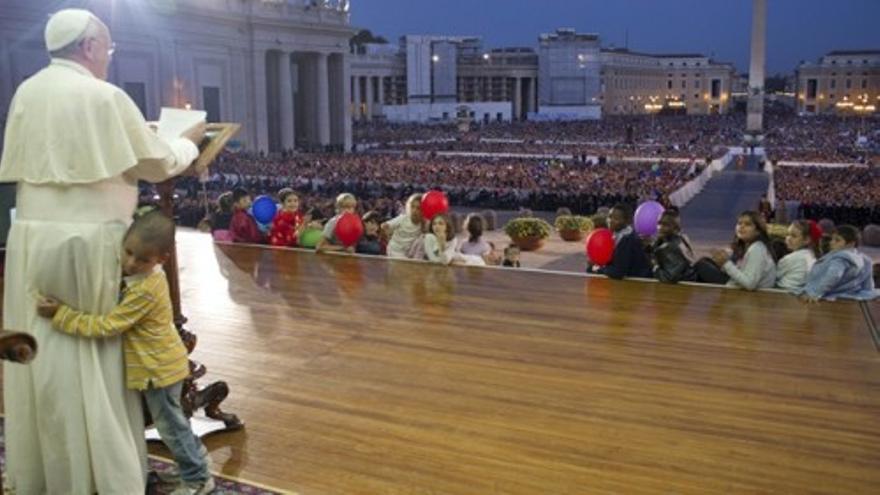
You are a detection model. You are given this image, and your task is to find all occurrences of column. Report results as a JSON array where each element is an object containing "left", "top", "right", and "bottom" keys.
[
  {"left": 377, "top": 76, "right": 385, "bottom": 107},
  {"left": 342, "top": 54, "right": 352, "bottom": 151},
  {"left": 278, "top": 51, "right": 295, "bottom": 151},
  {"left": 316, "top": 52, "right": 331, "bottom": 147},
  {"left": 328, "top": 53, "right": 351, "bottom": 151},
  {"left": 252, "top": 49, "right": 270, "bottom": 152},
  {"left": 514, "top": 77, "right": 522, "bottom": 121},
  {"left": 352, "top": 74, "right": 362, "bottom": 121},
  {"left": 746, "top": 0, "right": 766, "bottom": 132},
  {"left": 528, "top": 77, "right": 537, "bottom": 116},
  {"left": 365, "top": 75, "right": 374, "bottom": 121},
  {"left": 158, "top": 40, "right": 177, "bottom": 110}
]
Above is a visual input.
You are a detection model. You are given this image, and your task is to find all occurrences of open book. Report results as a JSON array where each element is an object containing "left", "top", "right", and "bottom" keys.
[
  {"left": 157, "top": 107, "right": 207, "bottom": 142},
  {"left": 155, "top": 108, "right": 240, "bottom": 176}
]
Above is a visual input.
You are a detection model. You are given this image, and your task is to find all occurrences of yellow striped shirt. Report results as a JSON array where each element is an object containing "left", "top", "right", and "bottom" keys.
[{"left": 52, "top": 268, "right": 190, "bottom": 390}]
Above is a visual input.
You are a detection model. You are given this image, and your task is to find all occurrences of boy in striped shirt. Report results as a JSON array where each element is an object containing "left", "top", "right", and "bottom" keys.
[{"left": 37, "top": 210, "right": 214, "bottom": 495}]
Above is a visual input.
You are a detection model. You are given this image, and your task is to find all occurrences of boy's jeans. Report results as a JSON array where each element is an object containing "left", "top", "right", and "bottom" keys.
[{"left": 144, "top": 381, "right": 210, "bottom": 483}]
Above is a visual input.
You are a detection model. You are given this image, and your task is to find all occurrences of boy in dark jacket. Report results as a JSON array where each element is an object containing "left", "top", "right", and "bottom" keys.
[
  {"left": 652, "top": 210, "right": 697, "bottom": 283},
  {"left": 589, "top": 203, "right": 652, "bottom": 280}
]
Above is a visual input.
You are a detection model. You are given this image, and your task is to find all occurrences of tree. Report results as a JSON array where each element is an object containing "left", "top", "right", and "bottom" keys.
[{"left": 350, "top": 29, "right": 388, "bottom": 54}]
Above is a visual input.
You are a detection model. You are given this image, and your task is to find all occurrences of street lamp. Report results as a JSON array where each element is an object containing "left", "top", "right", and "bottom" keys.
[
  {"left": 644, "top": 96, "right": 662, "bottom": 136},
  {"left": 853, "top": 93, "right": 875, "bottom": 137},
  {"left": 835, "top": 95, "right": 854, "bottom": 114}
]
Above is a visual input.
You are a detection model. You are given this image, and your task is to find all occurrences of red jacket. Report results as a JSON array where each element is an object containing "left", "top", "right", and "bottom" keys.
[{"left": 230, "top": 210, "right": 263, "bottom": 244}]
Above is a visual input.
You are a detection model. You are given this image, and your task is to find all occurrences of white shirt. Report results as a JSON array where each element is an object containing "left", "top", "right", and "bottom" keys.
[
  {"left": 775, "top": 248, "right": 816, "bottom": 291},
  {"left": 723, "top": 242, "right": 777, "bottom": 290},
  {"left": 424, "top": 233, "right": 459, "bottom": 265},
  {"left": 385, "top": 214, "right": 423, "bottom": 258}
]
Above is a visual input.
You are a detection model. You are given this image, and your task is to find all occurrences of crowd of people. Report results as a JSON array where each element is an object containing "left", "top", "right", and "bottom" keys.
[
  {"left": 156, "top": 151, "right": 700, "bottom": 227},
  {"left": 762, "top": 113, "right": 880, "bottom": 164},
  {"left": 356, "top": 111, "right": 879, "bottom": 165},
  {"left": 358, "top": 115, "right": 738, "bottom": 161},
  {"left": 774, "top": 165, "right": 880, "bottom": 227}
]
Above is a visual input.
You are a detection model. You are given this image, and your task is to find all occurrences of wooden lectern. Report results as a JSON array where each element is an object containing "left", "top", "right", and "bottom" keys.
[
  {"left": 155, "top": 123, "right": 243, "bottom": 432},
  {"left": 0, "top": 329, "right": 38, "bottom": 492}
]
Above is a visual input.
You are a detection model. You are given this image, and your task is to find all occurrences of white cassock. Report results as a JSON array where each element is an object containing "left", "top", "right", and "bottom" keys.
[{"left": 0, "top": 58, "right": 199, "bottom": 494}]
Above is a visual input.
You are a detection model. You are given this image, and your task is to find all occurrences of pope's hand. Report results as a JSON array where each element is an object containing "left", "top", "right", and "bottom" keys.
[{"left": 182, "top": 121, "right": 207, "bottom": 147}]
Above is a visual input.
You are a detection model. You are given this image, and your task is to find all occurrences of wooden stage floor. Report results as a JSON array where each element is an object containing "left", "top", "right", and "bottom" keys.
[{"left": 6, "top": 231, "right": 880, "bottom": 493}]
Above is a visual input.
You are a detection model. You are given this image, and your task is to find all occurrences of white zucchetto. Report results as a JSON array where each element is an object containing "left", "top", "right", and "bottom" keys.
[{"left": 44, "top": 9, "right": 96, "bottom": 52}]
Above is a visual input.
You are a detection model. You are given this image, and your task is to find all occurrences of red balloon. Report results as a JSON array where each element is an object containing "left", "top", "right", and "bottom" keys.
[
  {"left": 807, "top": 219, "right": 823, "bottom": 244},
  {"left": 421, "top": 190, "right": 449, "bottom": 220},
  {"left": 586, "top": 228, "right": 614, "bottom": 266},
  {"left": 334, "top": 212, "right": 364, "bottom": 247}
]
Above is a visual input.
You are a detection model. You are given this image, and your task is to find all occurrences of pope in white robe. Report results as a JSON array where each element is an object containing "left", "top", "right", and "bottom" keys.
[{"left": 0, "top": 9, "right": 204, "bottom": 494}]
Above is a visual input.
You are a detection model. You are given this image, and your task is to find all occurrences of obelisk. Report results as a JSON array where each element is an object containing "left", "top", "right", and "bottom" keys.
[{"left": 746, "top": 0, "right": 766, "bottom": 133}]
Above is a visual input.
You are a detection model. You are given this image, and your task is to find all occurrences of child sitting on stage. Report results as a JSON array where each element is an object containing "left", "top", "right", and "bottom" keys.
[
  {"left": 502, "top": 245, "right": 521, "bottom": 267},
  {"left": 797, "top": 225, "right": 878, "bottom": 302},
  {"left": 36, "top": 211, "right": 214, "bottom": 495},
  {"left": 588, "top": 203, "right": 652, "bottom": 280},
  {"left": 229, "top": 187, "right": 263, "bottom": 244},
  {"left": 269, "top": 188, "right": 306, "bottom": 247},
  {"left": 383, "top": 193, "right": 424, "bottom": 259},
  {"left": 316, "top": 193, "right": 358, "bottom": 253},
  {"left": 356, "top": 211, "right": 386, "bottom": 255}
]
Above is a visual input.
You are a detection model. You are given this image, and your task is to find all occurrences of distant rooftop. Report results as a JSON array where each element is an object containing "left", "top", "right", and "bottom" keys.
[
  {"left": 539, "top": 28, "right": 599, "bottom": 42},
  {"left": 826, "top": 50, "right": 880, "bottom": 56},
  {"left": 654, "top": 53, "right": 706, "bottom": 59},
  {"left": 601, "top": 47, "right": 709, "bottom": 60}
]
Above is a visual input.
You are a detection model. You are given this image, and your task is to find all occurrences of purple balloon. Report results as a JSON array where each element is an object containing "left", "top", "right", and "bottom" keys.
[{"left": 634, "top": 201, "right": 665, "bottom": 236}]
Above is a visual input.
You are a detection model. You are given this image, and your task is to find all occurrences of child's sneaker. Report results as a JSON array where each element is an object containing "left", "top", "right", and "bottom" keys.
[{"left": 170, "top": 476, "right": 215, "bottom": 495}]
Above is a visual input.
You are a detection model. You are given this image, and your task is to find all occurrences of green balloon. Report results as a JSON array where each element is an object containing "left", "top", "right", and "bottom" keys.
[{"left": 298, "top": 228, "right": 323, "bottom": 249}]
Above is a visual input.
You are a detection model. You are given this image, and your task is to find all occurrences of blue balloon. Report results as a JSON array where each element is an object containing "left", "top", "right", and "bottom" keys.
[{"left": 252, "top": 195, "right": 277, "bottom": 224}]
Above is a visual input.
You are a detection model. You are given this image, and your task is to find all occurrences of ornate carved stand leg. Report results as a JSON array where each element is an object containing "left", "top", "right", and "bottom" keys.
[{"left": 156, "top": 180, "right": 243, "bottom": 432}]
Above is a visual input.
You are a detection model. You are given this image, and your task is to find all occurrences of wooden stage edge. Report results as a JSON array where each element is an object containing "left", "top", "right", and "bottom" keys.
[{"left": 4, "top": 230, "right": 880, "bottom": 494}]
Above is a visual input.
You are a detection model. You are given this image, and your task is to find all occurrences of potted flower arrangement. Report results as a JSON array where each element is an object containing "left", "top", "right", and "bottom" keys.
[
  {"left": 504, "top": 217, "right": 552, "bottom": 251},
  {"left": 554, "top": 215, "right": 594, "bottom": 242}
]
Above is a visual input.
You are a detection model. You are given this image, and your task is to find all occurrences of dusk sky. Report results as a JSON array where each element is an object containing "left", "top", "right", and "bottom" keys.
[{"left": 351, "top": 0, "right": 880, "bottom": 75}]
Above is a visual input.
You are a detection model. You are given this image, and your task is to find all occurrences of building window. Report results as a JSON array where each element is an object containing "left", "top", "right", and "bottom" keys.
[
  {"left": 667, "top": 80, "right": 673, "bottom": 89},
  {"left": 711, "top": 79, "right": 721, "bottom": 99},
  {"left": 694, "top": 93, "right": 699, "bottom": 100},
  {"left": 806, "top": 79, "right": 818, "bottom": 100},
  {"left": 695, "top": 80, "right": 701, "bottom": 88},
  {"left": 862, "top": 79, "right": 867, "bottom": 89},
  {"left": 846, "top": 79, "right": 852, "bottom": 89},
  {"left": 830, "top": 79, "right": 836, "bottom": 89},
  {"left": 681, "top": 80, "right": 686, "bottom": 89},
  {"left": 123, "top": 82, "right": 147, "bottom": 117},
  {"left": 202, "top": 86, "right": 221, "bottom": 123},
  {"left": 829, "top": 94, "right": 835, "bottom": 100}
]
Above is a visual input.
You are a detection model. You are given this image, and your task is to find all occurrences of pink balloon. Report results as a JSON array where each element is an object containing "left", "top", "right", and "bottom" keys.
[{"left": 586, "top": 228, "right": 614, "bottom": 266}]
